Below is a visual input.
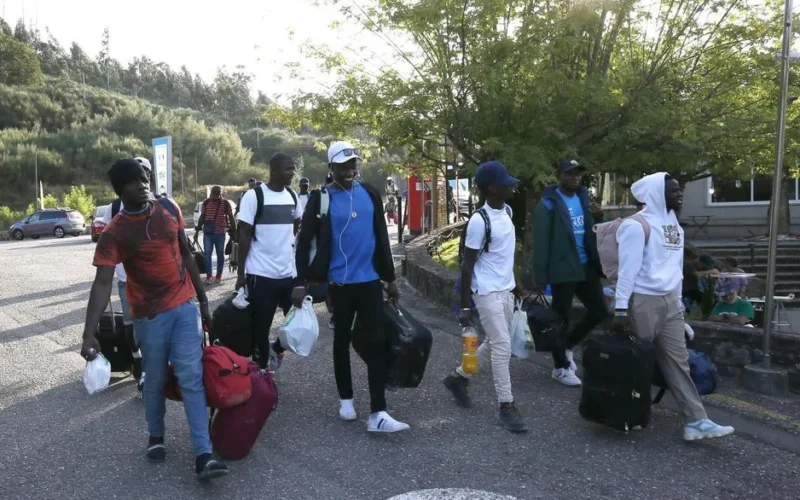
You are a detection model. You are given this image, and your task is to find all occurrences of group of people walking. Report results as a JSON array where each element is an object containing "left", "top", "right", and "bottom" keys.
[
  {"left": 78, "top": 145, "right": 733, "bottom": 481},
  {"left": 443, "top": 159, "right": 733, "bottom": 442}
]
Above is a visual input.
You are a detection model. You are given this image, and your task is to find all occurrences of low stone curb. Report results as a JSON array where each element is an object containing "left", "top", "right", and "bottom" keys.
[{"left": 404, "top": 223, "right": 800, "bottom": 389}]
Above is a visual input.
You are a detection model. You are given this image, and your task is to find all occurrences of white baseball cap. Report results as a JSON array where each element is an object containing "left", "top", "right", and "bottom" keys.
[
  {"left": 327, "top": 141, "right": 362, "bottom": 164},
  {"left": 135, "top": 157, "right": 152, "bottom": 172}
]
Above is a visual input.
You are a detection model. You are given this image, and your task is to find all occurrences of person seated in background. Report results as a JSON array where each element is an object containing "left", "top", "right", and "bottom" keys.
[
  {"left": 708, "top": 281, "right": 754, "bottom": 326},
  {"left": 719, "top": 256, "right": 748, "bottom": 298}
]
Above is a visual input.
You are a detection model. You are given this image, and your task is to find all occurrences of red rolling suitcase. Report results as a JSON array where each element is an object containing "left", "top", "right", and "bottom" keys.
[{"left": 210, "top": 363, "right": 278, "bottom": 460}]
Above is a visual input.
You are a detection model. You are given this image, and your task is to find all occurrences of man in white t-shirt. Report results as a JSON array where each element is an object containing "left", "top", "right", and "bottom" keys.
[
  {"left": 236, "top": 153, "right": 302, "bottom": 370},
  {"left": 297, "top": 177, "right": 311, "bottom": 214},
  {"left": 443, "top": 161, "right": 527, "bottom": 433}
]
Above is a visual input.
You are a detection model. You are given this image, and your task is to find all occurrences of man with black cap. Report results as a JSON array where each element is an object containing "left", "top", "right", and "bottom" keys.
[
  {"left": 297, "top": 177, "right": 311, "bottom": 213},
  {"left": 442, "top": 161, "right": 528, "bottom": 433},
  {"left": 533, "top": 159, "right": 607, "bottom": 387}
]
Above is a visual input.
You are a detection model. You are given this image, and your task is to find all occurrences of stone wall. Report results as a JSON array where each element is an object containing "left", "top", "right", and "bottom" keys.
[
  {"left": 405, "top": 222, "right": 464, "bottom": 310},
  {"left": 404, "top": 224, "right": 800, "bottom": 388}
]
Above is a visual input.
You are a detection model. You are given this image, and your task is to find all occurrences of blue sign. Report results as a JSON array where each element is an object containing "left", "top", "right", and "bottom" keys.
[{"left": 152, "top": 136, "right": 172, "bottom": 197}]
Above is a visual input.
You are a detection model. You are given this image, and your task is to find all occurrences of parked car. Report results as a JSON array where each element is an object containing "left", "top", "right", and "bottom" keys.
[
  {"left": 91, "top": 205, "right": 108, "bottom": 242},
  {"left": 193, "top": 199, "right": 237, "bottom": 230},
  {"left": 10, "top": 208, "right": 86, "bottom": 241}
]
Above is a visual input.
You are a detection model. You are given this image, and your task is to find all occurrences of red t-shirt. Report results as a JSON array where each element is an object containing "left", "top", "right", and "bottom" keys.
[{"left": 93, "top": 200, "right": 196, "bottom": 319}]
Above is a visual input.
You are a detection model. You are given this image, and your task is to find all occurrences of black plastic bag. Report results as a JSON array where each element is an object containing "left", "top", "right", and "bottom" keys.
[{"left": 353, "top": 301, "right": 433, "bottom": 389}]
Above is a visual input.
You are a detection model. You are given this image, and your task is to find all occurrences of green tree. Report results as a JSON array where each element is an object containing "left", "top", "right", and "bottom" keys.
[{"left": 0, "top": 33, "right": 44, "bottom": 85}]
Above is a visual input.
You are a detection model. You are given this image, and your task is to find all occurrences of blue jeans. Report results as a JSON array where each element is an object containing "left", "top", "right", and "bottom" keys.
[
  {"left": 133, "top": 299, "right": 211, "bottom": 456},
  {"left": 204, "top": 232, "right": 226, "bottom": 277}
]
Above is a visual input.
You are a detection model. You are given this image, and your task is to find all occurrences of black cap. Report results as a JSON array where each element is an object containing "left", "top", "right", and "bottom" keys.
[
  {"left": 557, "top": 159, "right": 585, "bottom": 173},
  {"left": 299, "top": 177, "right": 310, "bottom": 186},
  {"left": 248, "top": 178, "right": 256, "bottom": 183}
]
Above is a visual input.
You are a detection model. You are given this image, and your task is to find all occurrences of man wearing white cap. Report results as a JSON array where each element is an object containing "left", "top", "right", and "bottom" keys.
[{"left": 294, "top": 141, "right": 409, "bottom": 433}]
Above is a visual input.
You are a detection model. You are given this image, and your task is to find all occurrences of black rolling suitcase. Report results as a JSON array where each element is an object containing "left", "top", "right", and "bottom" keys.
[
  {"left": 96, "top": 303, "right": 134, "bottom": 372},
  {"left": 210, "top": 294, "right": 254, "bottom": 358},
  {"left": 579, "top": 330, "right": 656, "bottom": 432},
  {"left": 353, "top": 301, "right": 433, "bottom": 389}
]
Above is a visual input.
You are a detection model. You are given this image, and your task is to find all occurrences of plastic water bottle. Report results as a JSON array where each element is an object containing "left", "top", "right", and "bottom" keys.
[{"left": 461, "top": 326, "right": 479, "bottom": 374}]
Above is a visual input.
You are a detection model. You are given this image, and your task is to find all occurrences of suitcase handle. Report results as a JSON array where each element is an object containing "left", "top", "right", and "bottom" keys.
[{"left": 106, "top": 298, "right": 117, "bottom": 335}]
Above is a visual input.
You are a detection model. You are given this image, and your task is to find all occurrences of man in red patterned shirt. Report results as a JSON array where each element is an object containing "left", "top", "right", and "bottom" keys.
[
  {"left": 80, "top": 158, "right": 229, "bottom": 481},
  {"left": 194, "top": 185, "right": 235, "bottom": 284}
]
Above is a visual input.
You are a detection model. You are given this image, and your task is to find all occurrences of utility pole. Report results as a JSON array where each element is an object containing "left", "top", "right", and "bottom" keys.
[
  {"left": 34, "top": 148, "right": 39, "bottom": 209},
  {"left": 194, "top": 154, "right": 199, "bottom": 205},
  {"left": 761, "top": 0, "right": 794, "bottom": 369}
]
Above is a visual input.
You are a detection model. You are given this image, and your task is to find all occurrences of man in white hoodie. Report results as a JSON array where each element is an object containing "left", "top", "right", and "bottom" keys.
[{"left": 614, "top": 173, "right": 734, "bottom": 442}]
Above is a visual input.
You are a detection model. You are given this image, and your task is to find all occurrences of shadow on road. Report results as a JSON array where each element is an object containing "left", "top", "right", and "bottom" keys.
[
  {"left": 0, "top": 281, "right": 92, "bottom": 309},
  {"left": 0, "top": 308, "right": 84, "bottom": 344},
  {"left": 5, "top": 238, "right": 92, "bottom": 251}
]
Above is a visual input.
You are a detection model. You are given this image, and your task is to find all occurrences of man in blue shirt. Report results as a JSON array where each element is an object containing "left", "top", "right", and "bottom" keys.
[
  {"left": 532, "top": 160, "right": 607, "bottom": 387},
  {"left": 293, "top": 141, "right": 409, "bottom": 433}
]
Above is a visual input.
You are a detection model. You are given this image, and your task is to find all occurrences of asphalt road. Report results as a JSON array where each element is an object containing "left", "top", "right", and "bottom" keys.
[{"left": 1, "top": 233, "right": 799, "bottom": 500}]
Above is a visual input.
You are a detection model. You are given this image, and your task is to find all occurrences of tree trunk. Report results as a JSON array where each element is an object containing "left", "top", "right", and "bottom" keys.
[
  {"left": 767, "top": 179, "right": 792, "bottom": 236},
  {"left": 521, "top": 186, "right": 539, "bottom": 289}
]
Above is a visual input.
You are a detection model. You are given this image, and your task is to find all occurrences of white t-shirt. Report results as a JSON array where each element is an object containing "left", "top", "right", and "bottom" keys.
[
  {"left": 464, "top": 204, "right": 516, "bottom": 295},
  {"left": 297, "top": 192, "right": 310, "bottom": 214},
  {"left": 101, "top": 202, "right": 127, "bottom": 282},
  {"left": 237, "top": 185, "right": 303, "bottom": 279}
]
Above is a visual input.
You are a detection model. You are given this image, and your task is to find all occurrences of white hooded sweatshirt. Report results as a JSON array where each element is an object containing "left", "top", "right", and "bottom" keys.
[{"left": 614, "top": 173, "right": 684, "bottom": 310}]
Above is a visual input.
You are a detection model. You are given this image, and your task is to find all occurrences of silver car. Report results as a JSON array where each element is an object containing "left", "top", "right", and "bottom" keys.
[{"left": 9, "top": 208, "right": 86, "bottom": 241}]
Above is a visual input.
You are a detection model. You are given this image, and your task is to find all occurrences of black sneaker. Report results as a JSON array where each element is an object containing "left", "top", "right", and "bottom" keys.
[
  {"left": 443, "top": 373, "right": 472, "bottom": 408},
  {"left": 146, "top": 437, "right": 166, "bottom": 463},
  {"left": 195, "top": 453, "right": 230, "bottom": 481},
  {"left": 132, "top": 358, "right": 143, "bottom": 381},
  {"left": 499, "top": 402, "right": 528, "bottom": 433}
]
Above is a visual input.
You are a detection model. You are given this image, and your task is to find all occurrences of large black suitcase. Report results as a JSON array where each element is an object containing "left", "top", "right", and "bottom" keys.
[
  {"left": 579, "top": 332, "right": 656, "bottom": 432},
  {"left": 354, "top": 301, "right": 433, "bottom": 389},
  {"left": 210, "top": 294, "right": 254, "bottom": 358},
  {"left": 96, "top": 305, "right": 134, "bottom": 372}
]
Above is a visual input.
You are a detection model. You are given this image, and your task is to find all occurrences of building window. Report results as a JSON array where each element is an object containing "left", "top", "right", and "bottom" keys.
[{"left": 709, "top": 174, "right": 800, "bottom": 204}]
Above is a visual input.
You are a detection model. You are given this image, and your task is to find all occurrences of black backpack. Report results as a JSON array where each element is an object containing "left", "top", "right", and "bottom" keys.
[
  {"left": 456, "top": 205, "right": 513, "bottom": 266},
  {"left": 251, "top": 186, "right": 298, "bottom": 241}
]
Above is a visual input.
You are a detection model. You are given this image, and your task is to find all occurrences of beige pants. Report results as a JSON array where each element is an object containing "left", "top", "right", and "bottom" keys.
[
  {"left": 630, "top": 293, "right": 707, "bottom": 422},
  {"left": 457, "top": 291, "right": 514, "bottom": 404}
]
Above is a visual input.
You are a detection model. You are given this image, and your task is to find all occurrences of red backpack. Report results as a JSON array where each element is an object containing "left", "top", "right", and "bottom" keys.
[
  {"left": 165, "top": 345, "right": 252, "bottom": 409},
  {"left": 203, "top": 345, "right": 252, "bottom": 408}
]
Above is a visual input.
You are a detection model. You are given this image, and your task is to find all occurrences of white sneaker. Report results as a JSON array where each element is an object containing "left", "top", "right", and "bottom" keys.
[
  {"left": 367, "top": 411, "right": 410, "bottom": 433},
  {"left": 683, "top": 419, "right": 734, "bottom": 442},
  {"left": 565, "top": 349, "right": 578, "bottom": 372},
  {"left": 339, "top": 399, "right": 357, "bottom": 421},
  {"left": 552, "top": 368, "right": 582, "bottom": 387}
]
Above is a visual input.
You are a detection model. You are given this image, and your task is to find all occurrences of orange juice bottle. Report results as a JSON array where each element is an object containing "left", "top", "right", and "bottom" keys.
[{"left": 461, "top": 326, "right": 479, "bottom": 374}]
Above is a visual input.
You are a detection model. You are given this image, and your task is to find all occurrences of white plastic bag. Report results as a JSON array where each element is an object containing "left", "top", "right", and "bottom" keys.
[
  {"left": 278, "top": 296, "right": 320, "bottom": 357},
  {"left": 232, "top": 286, "right": 249, "bottom": 310},
  {"left": 510, "top": 300, "right": 534, "bottom": 359},
  {"left": 83, "top": 353, "right": 111, "bottom": 395}
]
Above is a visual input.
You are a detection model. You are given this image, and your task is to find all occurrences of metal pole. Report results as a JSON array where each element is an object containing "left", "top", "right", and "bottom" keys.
[
  {"left": 194, "top": 154, "right": 199, "bottom": 205},
  {"left": 34, "top": 149, "right": 39, "bottom": 209},
  {"left": 762, "top": 0, "right": 793, "bottom": 369}
]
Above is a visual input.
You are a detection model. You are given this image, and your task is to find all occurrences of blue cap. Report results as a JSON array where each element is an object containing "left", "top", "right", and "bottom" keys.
[{"left": 474, "top": 161, "right": 519, "bottom": 187}]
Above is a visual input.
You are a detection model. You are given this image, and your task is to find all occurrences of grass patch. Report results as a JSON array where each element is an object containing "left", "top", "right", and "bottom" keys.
[{"left": 433, "top": 237, "right": 461, "bottom": 270}]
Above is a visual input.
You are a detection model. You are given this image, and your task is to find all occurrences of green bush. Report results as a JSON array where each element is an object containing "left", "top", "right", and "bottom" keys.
[
  {"left": 0, "top": 205, "right": 27, "bottom": 229},
  {"left": 62, "top": 185, "right": 95, "bottom": 219}
]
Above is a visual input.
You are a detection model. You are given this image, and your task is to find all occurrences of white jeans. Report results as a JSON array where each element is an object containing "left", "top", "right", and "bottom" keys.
[{"left": 457, "top": 290, "right": 514, "bottom": 404}]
